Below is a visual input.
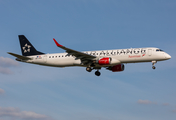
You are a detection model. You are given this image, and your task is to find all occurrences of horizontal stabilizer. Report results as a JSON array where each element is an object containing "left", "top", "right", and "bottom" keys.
[{"left": 7, "top": 52, "right": 32, "bottom": 60}]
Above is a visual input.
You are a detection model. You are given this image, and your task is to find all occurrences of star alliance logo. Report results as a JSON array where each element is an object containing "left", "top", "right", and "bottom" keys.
[{"left": 23, "top": 44, "right": 31, "bottom": 53}]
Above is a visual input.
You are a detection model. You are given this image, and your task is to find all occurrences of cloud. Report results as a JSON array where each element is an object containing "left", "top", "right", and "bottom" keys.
[
  {"left": 0, "top": 57, "right": 19, "bottom": 67},
  {"left": 137, "top": 99, "right": 157, "bottom": 104},
  {"left": 0, "top": 89, "right": 5, "bottom": 94},
  {"left": 162, "top": 103, "right": 170, "bottom": 106},
  {"left": 0, "top": 57, "right": 19, "bottom": 74},
  {"left": 137, "top": 100, "right": 176, "bottom": 113},
  {"left": 0, "top": 107, "right": 52, "bottom": 120},
  {"left": 0, "top": 67, "right": 12, "bottom": 74},
  {"left": 172, "top": 110, "right": 176, "bottom": 113}
]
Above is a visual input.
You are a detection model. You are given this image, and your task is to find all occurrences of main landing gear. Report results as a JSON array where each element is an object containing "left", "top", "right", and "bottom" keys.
[
  {"left": 86, "top": 67, "right": 101, "bottom": 76},
  {"left": 152, "top": 61, "right": 157, "bottom": 69},
  {"left": 95, "top": 70, "right": 101, "bottom": 76},
  {"left": 86, "top": 67, "right": 92, "bottom": 72}
]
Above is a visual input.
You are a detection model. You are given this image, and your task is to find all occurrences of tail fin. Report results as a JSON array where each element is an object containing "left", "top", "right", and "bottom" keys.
[{"left": 19, "top": 35, "right": 44, "bottom": 56}]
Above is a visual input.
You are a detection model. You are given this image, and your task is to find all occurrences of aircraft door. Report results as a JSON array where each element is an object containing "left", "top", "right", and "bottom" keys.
[
  {"left": 43, "top": 55, "right": 47, "bottom": 63},
  {"left": 148, "top": 49, "right": 152, "bottom": 56}
]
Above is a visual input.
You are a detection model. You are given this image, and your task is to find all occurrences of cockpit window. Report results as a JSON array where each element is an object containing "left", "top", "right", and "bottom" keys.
[{"left": 156, "top": 49, "right": 164, "bottom": 52}]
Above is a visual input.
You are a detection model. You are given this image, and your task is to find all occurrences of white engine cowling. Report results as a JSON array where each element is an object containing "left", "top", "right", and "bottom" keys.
[
  {"left": 107, "top": 64, "right": 125, "bottom": 72},
  {"left": 97, "top": 57, "right": 120, "bottom": 65}
]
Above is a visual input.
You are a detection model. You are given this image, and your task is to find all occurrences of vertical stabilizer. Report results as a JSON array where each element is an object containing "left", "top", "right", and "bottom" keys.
[{"left": 19, "top": 35, "right": 44, "bottom": 56}]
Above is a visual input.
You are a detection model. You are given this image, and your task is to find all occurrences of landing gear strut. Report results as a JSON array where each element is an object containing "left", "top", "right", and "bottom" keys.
[
  {"left": 152, "top": 61, "right": 157, "bottom": 69},
  {"left": 95, "top": 70, "right": 101, "bottom": 76}
]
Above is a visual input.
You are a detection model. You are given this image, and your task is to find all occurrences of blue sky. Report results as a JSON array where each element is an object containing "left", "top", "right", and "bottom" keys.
[{"left": 0, "top": 0, "right": 176, "bottom": 120}]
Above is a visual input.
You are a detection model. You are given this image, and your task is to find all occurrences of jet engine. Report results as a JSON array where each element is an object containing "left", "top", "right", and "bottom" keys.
[
  {"left": 98, "top": 57, "right": 111, "bottom": 65},
  {"left": 97, "top": 57, "right": 120, "bottom": 65},
  {"left": 107, "top": 64, "right": 125, "bottom": 72}
]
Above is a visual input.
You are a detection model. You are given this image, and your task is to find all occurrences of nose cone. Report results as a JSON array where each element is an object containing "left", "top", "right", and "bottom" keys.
[{"left": 165, "top": 53, "right": 171, "bottom": 59}]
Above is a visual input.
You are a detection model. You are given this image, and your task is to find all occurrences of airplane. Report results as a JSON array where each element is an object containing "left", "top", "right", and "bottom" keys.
[{"left": 8, "top": 35, "right": 171, "bottom": 76}]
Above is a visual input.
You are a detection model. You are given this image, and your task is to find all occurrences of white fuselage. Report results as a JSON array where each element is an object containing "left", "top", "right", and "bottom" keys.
[{"left": 22, "top": 47, "right": 171, "bottom": 68}]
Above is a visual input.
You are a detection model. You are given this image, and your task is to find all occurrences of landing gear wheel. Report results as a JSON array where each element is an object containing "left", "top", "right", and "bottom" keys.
[
  {"left": 86, "top": 67, "right": 92, "bottom": 72},
  {"left": 95, "top": 71, "right": 101, "bottom": 76},
  {"left": 152, "top": 66, "right": 156, "bottom": 69}
]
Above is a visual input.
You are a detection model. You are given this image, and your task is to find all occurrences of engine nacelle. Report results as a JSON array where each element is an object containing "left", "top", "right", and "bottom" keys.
[
  {"left": 98, "top": 57, "right": 111, "bottom": 65},
  {"left": 107, "top": 64, "right": 125, "bottom": 72},
  {"left": 97, "top": 57, "right": 120, "bottom": 65}
]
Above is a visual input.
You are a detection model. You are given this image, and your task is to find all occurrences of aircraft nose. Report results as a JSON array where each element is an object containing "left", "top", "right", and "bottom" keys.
[{"left": 165, "top": 53, "right": 171, "bottom": 59}]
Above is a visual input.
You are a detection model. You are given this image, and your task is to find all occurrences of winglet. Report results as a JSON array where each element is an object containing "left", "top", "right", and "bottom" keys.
[{"left": 53, "top": 38, "right": 63, "bottom": 47}]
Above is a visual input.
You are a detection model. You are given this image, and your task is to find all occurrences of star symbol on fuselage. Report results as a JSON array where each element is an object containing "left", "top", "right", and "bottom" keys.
[{"left": 23, "top": 44, "right": 31, "bottom": 53}]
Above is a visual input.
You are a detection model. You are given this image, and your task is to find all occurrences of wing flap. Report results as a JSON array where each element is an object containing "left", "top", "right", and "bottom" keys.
[{"left": 8, "top": 52, "right": 32, "bottom": 60}]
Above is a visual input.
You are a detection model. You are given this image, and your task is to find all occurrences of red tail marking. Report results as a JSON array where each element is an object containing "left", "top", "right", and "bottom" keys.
[{"left": 53, "top": 38, "right": 63, "bottom": 47}]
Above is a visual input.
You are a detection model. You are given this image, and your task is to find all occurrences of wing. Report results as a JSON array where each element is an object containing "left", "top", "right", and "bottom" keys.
[
  {"left": 53, "top": 38, "right": 96, "bottom": 60},
  {"left": 8, "top": 52, "right": 32, "bottom": 60}
]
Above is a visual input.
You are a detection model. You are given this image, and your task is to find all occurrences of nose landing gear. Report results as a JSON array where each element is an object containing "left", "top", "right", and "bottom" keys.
[
  {"left": 152, "top": 61, "right": 157, "bottom": 69},
  {"left": 152, "top": 66, "right": 156, "bottom": 69}
]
